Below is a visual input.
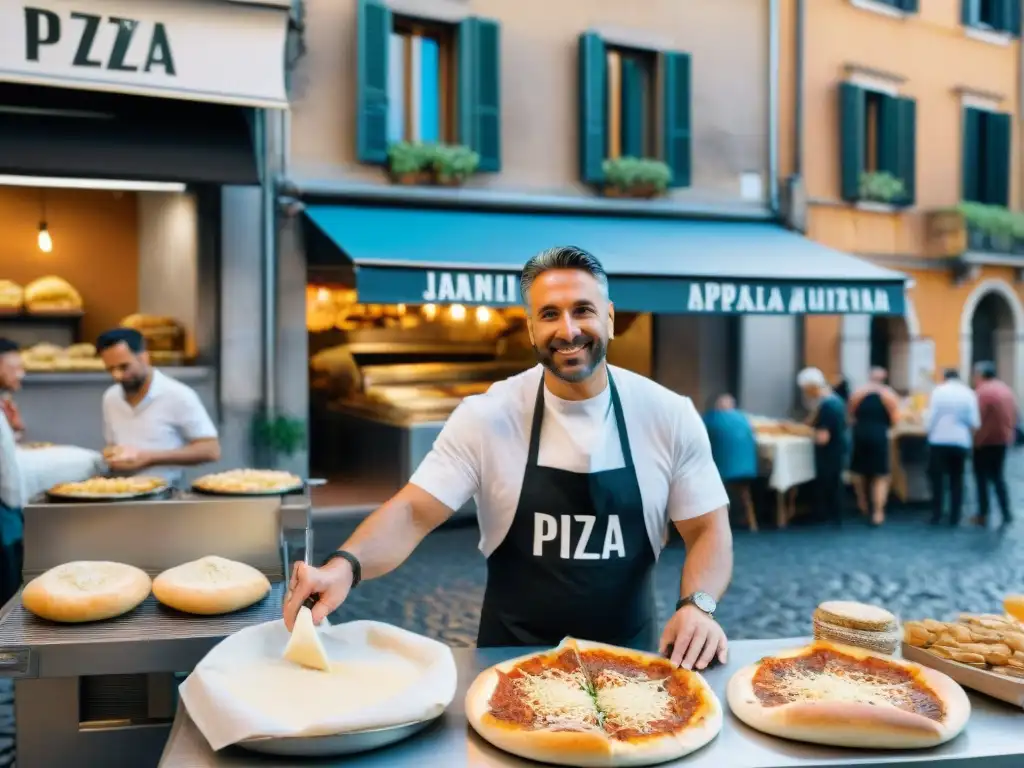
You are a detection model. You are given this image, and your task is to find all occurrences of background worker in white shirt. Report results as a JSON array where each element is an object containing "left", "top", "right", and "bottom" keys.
[
  {"left": 926, "top": 368, "right": 980, "bottom": 526},
  {"left": 285, "top": 245, "right": 733, "bottom": 670},
  {"left": 96, "top": 328, "right": 220, "bottom": 486}
]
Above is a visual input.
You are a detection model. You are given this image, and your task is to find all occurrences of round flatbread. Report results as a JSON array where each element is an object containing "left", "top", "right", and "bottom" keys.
[
  {"left": 466, "top": 637, "right": 721, "bottom": 768},
  {"left": 726, "top": 640, "right": 970, "bottom": 749},
  {"left": 22, "top": 561, "right": 151, "bottom": 623},
  {"left": 152, "top": 556, "right": 271, "bottom": 615},
  {"left": 814, "top": 601, "right": 898, "bottom": 632}
]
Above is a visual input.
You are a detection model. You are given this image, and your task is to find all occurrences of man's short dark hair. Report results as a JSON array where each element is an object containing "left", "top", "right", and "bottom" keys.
[
  {"left": 943, "top": 368, "right": 960, "bottom": 381},
  {"left": 0, "top": 338, "right": 18, "bottom": 355},
  {"left": 520, "top": 245, "right": 609, "bottom": 302},
  {"left": 96, "top": 328, "right": 145, "bottom": 354},
  {"left": 974, "top": 361, "right": 997, "bottom": 380}
]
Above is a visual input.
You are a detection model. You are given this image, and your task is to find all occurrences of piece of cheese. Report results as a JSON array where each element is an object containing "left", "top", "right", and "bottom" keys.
[
  {"left": 511, "top": 668, "right": 598, "bottom": 729},
  {"left": 768, "top": 663, "right": 917, "bottom": 708},
  {"left": 283, "top": 606, "right": 330, "bottom": 671},
  {"left": 594, "top": 671, "right": 673, "bottom": 733}
]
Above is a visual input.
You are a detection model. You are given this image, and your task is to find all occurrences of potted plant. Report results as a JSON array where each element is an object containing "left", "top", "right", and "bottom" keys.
[
  {"left": 601, "top": 157, "right": 673, "bottom": 199},
  {"left": 857, "top": 171, "right": 905, "bottom": 206},
  {"left": 431, "top": 144, "right": 480, "bottom": 186},
  {"left": 386, "top": 141, "right": 434, "bottom": 185},
  {"left": 252, "top": 411, "right": 307, "bottom": 467}
]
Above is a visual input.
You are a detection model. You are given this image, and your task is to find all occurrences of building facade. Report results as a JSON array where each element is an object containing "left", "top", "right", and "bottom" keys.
[{"left": 780, "top": 0, "right": 1024, "bottom": 395}]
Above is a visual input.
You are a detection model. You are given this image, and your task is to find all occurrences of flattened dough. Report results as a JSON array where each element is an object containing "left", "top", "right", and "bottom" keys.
[
  {"left": 22, "top": 561, "right": 152, "bottom": 623},
  {"left": 152, "top": 556, "right": 271, "bottom": 615},
  {"left": 284, "top": 606, "right": 330, "bottom": 671}
]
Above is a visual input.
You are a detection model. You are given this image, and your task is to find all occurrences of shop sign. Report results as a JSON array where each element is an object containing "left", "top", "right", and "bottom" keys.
[
  {"left": 421, "top": 270, "right": 520, "bottom": 305},
  {"left": 0, "top": 0, "right": 289, "bottom": 108},
  {"left": 684, "top": 281, "right": 894, "bottom": 315}
]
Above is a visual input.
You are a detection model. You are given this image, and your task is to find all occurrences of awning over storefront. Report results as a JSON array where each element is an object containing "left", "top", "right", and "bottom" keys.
[
  {"left": 304, "top": 205, "right": 908, "bottom": 316},
  {"left": 0, "top": 0, "right": 290, "bottom": 108}
]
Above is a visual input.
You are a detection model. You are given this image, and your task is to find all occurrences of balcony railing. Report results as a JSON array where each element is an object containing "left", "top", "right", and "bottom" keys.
[{"left": 925, "top": 203, "right": 1024, "bottom": 258}]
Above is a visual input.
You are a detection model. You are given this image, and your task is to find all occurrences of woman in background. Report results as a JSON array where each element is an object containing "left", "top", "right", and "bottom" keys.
[
  {"left": 848, "top": 367, "right": 901, "bottom": 526},
  {"left": 703, "top": 394, "right": 759, "bottom": 531}
]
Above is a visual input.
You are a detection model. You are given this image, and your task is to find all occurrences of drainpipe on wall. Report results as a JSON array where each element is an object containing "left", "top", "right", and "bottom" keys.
[
  {"left": 259, "top": 108, "right": 278, "bottom": 414},
  {"left": 768, "top": 0, "right": 780, "bottom": 217},
  {"left": 794, "top": 0, "right": 805, "bottom": 178}
]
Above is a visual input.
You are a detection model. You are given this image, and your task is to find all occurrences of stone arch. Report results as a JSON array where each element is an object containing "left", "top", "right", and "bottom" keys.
[
  {"left": 958, "top": 278, "right": 1024, "bottom": 395},
  {"left": 840, "top": 295, "right": 920, "bottom": 391}
]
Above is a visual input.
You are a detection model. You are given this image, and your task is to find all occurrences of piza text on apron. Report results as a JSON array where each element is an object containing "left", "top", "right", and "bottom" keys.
[{"left": 532, "top": 513, "right": 626, "bottom": 559}]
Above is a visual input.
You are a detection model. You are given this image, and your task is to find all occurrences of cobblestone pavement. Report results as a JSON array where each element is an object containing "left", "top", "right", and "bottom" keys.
[{"left": 3, "top": 455, "right": 1024, "bottom": 767}]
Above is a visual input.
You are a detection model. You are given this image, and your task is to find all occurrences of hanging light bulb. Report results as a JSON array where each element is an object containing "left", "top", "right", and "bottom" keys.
[{"left": 37, "top": 222, "right": 52, "bottom": 253}]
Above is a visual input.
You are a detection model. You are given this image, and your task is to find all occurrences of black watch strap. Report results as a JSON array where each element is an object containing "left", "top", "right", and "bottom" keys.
[
  {"left": 322, "top": 550, "right": 362, "bottom": 588},
  {"left": 675, "top": 597, "right": 689, "bottom": 612}
]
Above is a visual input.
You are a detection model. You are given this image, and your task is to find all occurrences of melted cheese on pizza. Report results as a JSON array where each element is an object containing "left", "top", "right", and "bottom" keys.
[
  {"left": 512, "top": 668, "right": 599, "bottom": 728},
  {"left": 594, "top": 671, "right": 673, "bottom": 733},
  {"left": 751, "top": 648, "right": 945, "bottom": 721}
]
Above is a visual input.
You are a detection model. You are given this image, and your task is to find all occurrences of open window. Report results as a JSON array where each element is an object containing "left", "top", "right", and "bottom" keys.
[
  {"left": 961, "top": 0, "right": 1022, "bottom": 34},
  {"left": 839, "top": 83, "right": 916, "bottom": 206},
  {"left": 962, "top": 107, "right": 1012, "bottom": 206}
]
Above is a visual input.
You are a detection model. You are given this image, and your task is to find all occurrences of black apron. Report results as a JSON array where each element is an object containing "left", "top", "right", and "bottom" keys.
[{"left": 476, "top": 373, "right": 658, "bottom": 650}]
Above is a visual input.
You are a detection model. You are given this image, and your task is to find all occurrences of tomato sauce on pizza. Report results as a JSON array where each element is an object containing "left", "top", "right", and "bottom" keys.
[{"left": 750, "top": 645, "right": 945, "bottom": 720}]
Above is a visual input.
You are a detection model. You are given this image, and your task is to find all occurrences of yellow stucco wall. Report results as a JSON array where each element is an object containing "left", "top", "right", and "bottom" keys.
[{"left": 781, "top": 0, "right": 1023, "bottom": 382}]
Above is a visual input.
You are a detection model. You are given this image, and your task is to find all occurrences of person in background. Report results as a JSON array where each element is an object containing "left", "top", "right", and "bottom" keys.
[
  {"left": 96, "top": 328, "right": 221, "bottom": 486},
  {"left": 970, "top": 360, "right": 1016, "bottom": 528},
  {"left": 703, "top": 394, "right": 759, "bottom": 531},
  {"left": 833, "top": 377, "right": 851, "bottom": 404},
  {"left": 848, "top": 367, "right": 901, "bottom": 526},
  {"left": 0, "top": 338, "right": 25, "bottom": 443},
  {"left": 796, "top": 367, "right": 848, "bottom": 526},
  {"left": 926, "top": 368, "right": 980, "bottom": 526}
]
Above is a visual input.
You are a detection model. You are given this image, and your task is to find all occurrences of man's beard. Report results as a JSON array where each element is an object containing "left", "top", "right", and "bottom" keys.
[
  {"left": 121, "top": 376, "right": 146, "bottom": 395},
  {"left": 534, "top": 333, "right": 607, "bottom": 383}
]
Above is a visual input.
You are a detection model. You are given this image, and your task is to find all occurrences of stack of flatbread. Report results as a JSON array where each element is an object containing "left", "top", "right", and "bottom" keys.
[{"left": 812, "top": 600, "right": 901, "bottom": 655}]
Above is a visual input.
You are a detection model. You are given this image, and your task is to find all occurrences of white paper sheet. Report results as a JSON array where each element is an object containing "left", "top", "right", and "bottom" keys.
[{"left": 179, "top": 619, "right": 458, "bottom": 751}]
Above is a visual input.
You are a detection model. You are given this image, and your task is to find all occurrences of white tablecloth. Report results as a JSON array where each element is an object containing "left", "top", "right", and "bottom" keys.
[
  {"left": 3, "top": 445, "right": 105, "bottom": 508},
  {"left": 756, "top": 435, "right": 815, "bottom": 492}
]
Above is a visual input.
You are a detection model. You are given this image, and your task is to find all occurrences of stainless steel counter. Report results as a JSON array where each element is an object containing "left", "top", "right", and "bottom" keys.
[{"left": 159, "top": 637, "right": 1024, "bottom": 768}]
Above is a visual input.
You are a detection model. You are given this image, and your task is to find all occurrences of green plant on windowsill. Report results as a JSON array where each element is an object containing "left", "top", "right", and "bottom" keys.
[
  {"left": 953, "top": 201, "right": 1023, "bottom": 252},
  {"left": 602, "top": 157, "right": 673, "bottom": 199},
  {"left": 857, "top": 171, "right": 905, "bottom": 205},
  {"left": 252, "top": 411, "right": 307, "bottom": 460},
  {"left": 432, "top": 144, "right": 480, "bottom": 186},
  {"left": 386, "top": 141, "right": 436, "bottom": 185}
]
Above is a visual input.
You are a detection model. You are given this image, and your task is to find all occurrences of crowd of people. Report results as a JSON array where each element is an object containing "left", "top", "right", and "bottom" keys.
[{"left": 703, "top": 362, "right": 1019, "bottom": 530}]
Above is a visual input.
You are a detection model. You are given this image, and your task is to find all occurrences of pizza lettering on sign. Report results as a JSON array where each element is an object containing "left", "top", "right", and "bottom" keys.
[
  {"left": 532, "top": 513, "right": 626, "bottom": 560},
  {"left": 466, "top": 637, "right": 723, "bottom": 767}
]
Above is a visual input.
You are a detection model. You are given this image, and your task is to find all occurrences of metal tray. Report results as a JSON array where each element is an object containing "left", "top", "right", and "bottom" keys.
[
  {"left": 45, "top": 484, "right": 172, "bottom": 503},
  {"left": 236, "top": 716, "right": 440, "bottom": 757},
  {"left": 189, "top": 482, "right": 306, "bottom": 497}
]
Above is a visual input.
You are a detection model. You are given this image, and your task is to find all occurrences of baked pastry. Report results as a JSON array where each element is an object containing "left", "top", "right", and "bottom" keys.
[
  {"left": 727, "top": 640, "right": 970, "bottom": 749},
  {"left": 903, "top": 615, "right": 1024, "bottom": 680},
  {"left": 24, "top": 276, "right": 82, "bottom": 312},
  {"left": 813, "top": 601, "right": 900, "bottom": 655},
  {"left": 0, "top": 280, "right": 23, "bottom": 311},
  {"left": 152, "top": 556, "right": 271, "bottom": 615},
  {"left": 50, "top": 476, "right": 168, "bottom": 498},
  {"left": 22, "top": 561, "right": 152, "bottom": 623},
  {"left": 65, "top": 343, "right": 97, "bottom": 359},
  {"left": 193, "top": 469, "right": 303, "bottom": 495},
  {"left": 283, "top": 605, "right": 331, "bottom": 671}
]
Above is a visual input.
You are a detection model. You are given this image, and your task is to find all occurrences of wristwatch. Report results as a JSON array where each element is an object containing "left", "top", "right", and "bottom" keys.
[{"left": 676, "top": 591, "right": 717, "bottom": 618}]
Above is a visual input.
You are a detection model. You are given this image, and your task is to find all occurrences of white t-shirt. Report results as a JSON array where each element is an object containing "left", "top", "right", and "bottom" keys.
[
  {"left": 102, "top": 370, "right": 218, "bottom": 485},
  {"left": 410, "top": 364, "right": 728, "bottom": 559}
]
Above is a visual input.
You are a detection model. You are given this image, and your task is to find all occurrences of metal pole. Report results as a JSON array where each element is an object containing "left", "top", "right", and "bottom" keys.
[
  {"left": 259, "top": 108, "right": 278, "bottom": 413},
  {"left": 795, "top": 0, "right": 805, "bottom": 177}
]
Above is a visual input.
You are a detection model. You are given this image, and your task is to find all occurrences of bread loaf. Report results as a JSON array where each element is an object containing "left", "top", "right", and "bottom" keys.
[
  {"left": 22, "top": 561, "right": 151, "bottom": 623},
  {"left": 152, "top": 556, "right": 271, "bottom": 615}
]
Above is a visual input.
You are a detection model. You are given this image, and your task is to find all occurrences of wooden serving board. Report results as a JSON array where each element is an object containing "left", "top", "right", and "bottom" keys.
[{"left": 902, "top": 642, "right": 1024, "bottom": 709}]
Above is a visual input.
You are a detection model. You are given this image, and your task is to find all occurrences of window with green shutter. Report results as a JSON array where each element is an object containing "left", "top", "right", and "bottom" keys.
[
  {"left": 961, "top": 0, "right": 1021, "bottom": 35},
  {"left": 838, "top": 82, "right": 916, "bottom": 206},
  {"left": 575, "top": 34, "right": 691, "bottom": 187},
  {"left": 354, "top": 1, "right": 502, "bottom": 170},
  {"left": 963, "top": 107, "right": 1011, "bottom": 207}
]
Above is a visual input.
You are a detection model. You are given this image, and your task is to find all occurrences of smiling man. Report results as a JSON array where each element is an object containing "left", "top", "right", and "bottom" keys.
[{"left": 284, "top": 246, "right": 733, "bottom": 670}]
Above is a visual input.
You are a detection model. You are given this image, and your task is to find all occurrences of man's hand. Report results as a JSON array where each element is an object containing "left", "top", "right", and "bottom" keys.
[
  {"left": 283, "top": 559, "right": 354, "bottom": 631},
  {"left": 105, "top": 446, "right": 152, "bottom": 472},
  {"left": 659, "top": 605, "right": 728, "bottom": 670},
  {"left": 814, "top": 429, "right": 830, "bottom": 446}
]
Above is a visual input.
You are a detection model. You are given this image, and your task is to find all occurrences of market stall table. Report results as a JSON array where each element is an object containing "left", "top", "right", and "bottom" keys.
[
  {"left": 158, "top": 636, "right": 1024, "bottom": 768},
  {"left": 756, "top": 435, "right": 815, "bottom": 528}
]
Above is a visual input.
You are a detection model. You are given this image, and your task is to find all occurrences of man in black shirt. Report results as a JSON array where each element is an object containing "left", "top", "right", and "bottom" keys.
[{"left": 797, "top": 367, "right": 848, "bottom": 525}]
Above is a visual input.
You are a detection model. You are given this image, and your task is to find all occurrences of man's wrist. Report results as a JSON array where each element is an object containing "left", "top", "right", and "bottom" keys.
[{"left": 322, "top": 550, "right": 361, "bottom": 587}]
